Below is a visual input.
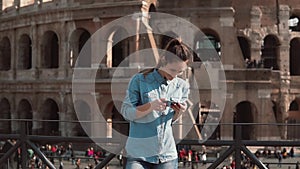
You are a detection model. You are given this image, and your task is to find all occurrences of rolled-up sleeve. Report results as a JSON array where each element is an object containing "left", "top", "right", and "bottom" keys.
[{"left": 121, "top": 75, "right": 140, "bottom": 121}]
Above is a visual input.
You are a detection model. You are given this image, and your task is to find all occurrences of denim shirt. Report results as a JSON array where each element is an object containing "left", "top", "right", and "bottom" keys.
[{"left": 121, "top": 69, "right": 190, "bottom": 164}]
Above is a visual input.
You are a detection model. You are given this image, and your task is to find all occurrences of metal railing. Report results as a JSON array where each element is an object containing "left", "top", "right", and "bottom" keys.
[{"left": 1, "top": 119, "right": 300, "bottom": 169}]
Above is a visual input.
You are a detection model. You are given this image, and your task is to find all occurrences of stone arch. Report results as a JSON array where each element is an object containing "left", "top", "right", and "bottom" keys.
[
  {"left": 106, "top": 27, "right": 130, "bottom": 67},
  {"left": 195, "top": 28, "right": 221, "bottom": 61},
  {"left": 113, "top": 28, "right": 130, "bottom": 67},
  {"left": 18, "top": 34, "right": 32, "bottom": 70},
  {"left": 40, "top": 98, "right": 60, "bottom": 135},
  {"left": 289, "top": 99, "right": 299, "bottom": 111},
  {"left": 105, "top": 100, "right": 129, "bottom": 138},
  {"left": 199, "top": 100, "right": 221, "bottom": 140},
  {"left": 149, "top": 3, "right": 156, "bottom": 12},
  {"left": 201, "top": 28, "right": 220, "bottom": 39},
  {"left": 261, "top": 34, "right": 280, "bottom": 70},
  {"left": 272, "top": 100, "right": 281, "bottom": 123},
  {"left": 69, "top": 28, "right": 91, "bottom": 67},
  {"left": 287, "top": 98, "right": 300, "bottom": 139},
  {"left": 148, "top": 3, "right": 157, "bottom": 27},
  {"left": 237, "top": 36, "right": 251, "bottom": 61},
  {"left": 160, "top": 31, "right": 178, "bottom": 49},
  {"left": 41, "top": 31, "right": 59, "bottom": 68},
  {"left": 73, "top": 100, "right": 91, "bottom": 136},
  {"left": 234, "top": 101, "right": 257, "bottom": 140},
  {"left": 16, "top": 99, "right": 33, "bottom": 135},
  {"left": 0, "top": 98, "right": 11, "bottom": 134},
  {"left": 0, "top": 37, "right": 11, "bottom": 71},
  {"left": 290, "top": 38, "right": 300, "bottom": 75}
]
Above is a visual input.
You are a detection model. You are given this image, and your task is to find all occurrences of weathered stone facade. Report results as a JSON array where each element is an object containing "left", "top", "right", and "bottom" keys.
[{"left": 1, "top": 0, "right": 300, "bottom": 140}]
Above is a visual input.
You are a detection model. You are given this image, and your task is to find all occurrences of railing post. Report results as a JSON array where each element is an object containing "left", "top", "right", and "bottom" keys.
[
  {"left": 21, "top": 121, "right": 28, "bottom": 169},
  {"left": 95, "top": 144, "right": 124, "bottom": 169},
  {"left": 26, "top": 141, "right": 56, "bottom": 169},
  {"left": 234, "top": 124, "right": 242, "bottom": 169},
  {"left": 241, "top": 146, "right": 268, "bottom": 169},
  {"left": 207, "top": 145, "right": 235, "bottom": 169},
  {"left": 0, "top": 141, "right": 22, "bottom": 167}
]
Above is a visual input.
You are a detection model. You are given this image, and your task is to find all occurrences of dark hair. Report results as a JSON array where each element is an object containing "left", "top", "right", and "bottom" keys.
[
  {"left": 157, "top": 39, "right": 191, "bottom": 67},
  {"left": 140, "top": 38, "right": 192, "bottom": 76}
]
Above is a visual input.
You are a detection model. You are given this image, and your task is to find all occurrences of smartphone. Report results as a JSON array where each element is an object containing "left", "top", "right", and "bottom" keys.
[{"left": 164, "top": 100, "right": 178, "bottom": 107}]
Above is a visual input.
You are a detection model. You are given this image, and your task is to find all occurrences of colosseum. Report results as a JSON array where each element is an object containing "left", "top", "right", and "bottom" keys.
[{"left": 0, "top": 0, "right": 300, "bottom": 142}]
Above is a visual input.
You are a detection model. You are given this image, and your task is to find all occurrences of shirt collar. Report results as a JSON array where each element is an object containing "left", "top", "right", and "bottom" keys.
[
  {"left": 152, "top": 69, "right": 175, "bottom": 85},
  {"left": 152, "top": 69, "right": 165, "bottom": 83}
]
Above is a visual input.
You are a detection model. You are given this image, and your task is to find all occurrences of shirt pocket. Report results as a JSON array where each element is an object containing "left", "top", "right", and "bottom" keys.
[
  {"left": 142, "top": 91, "right": 158, "bottom": 104},
  {"left": 169, "top": 90, "right": 183, "bottom": 103},
  {"left": 170, "top": 96, "right": 181, "bottom": 103}
]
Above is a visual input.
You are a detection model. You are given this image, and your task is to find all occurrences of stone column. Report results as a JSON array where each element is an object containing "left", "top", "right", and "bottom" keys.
[
  {"left": 129, "top": 16, "right": 141, "bottom": 68},
  {"left": 91, "top": 92, "right": 107, "bottom": 138},
  {"left": 58, "top": 112, "right": 66, "bottom": 136},
  {"left": 250, "top": 6, "right": 262, "bottom": 62},
  {"left": 59, "top": 0, "right": 69, "bottom": 7},
  {"left": 14, "top": 0, "right": 20, "bottom": 9},
  {"left": 257, "top": 89, "right": 280, "bottom": 140},
  {"left": 11, "top": 28, "right": 17, "bottom": 80},
  {"left": 278, "top": 5, "right": 290, "bottom": 37},
  {"left": 64, "top": 94, "right": 75, "bottom": 136},
  {"left": 279, "top": 44, "right": 290, "bottom": 75},
  {"left": 58, "top": 91, "right": 65, "bottom": 136},
  {"left": 31, "top": 21, "right": 39, "bottom": 79},
  {"left": 31, "top": 111, "right": 41, "bottom": 135},
  {"left": 59, "top": 21, "right": 69, "bottom": 79},
  {"left": 92, "top": 35, "right": 107, "bottom": 68},
  {"left": 278, "top": 5, "right": 291, "bottom": 73},
  {"left": 34, "top": 0, "right": 41, "bottom": 8},
  {"left": 279, "top": 71, "right": 290, "bottom": 139},
  {"left": 10, "top": 104, "right": 19, "bottom": 134},
  {"left": 250, "top": 6, "right": 262, "bottom": 29},
  {"left": 278, "top": 6, "right": 291, "bottom": 138},
  {"left": 32, "top": 93, "right": 44, "bottom": 135},
  {"left": 0, "top": 0, "right": 2, "bottom": 15},
  {"left": 220, "top": 92, "right": 234, "bottom": 140},
  {"left": 250, "top": 34, "right": 263, "bottom": 63}
]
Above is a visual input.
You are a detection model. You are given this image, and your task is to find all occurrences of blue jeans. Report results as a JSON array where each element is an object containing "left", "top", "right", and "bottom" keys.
[{"left": 126, "top": 158, "right": 178, "bottom": 169}]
